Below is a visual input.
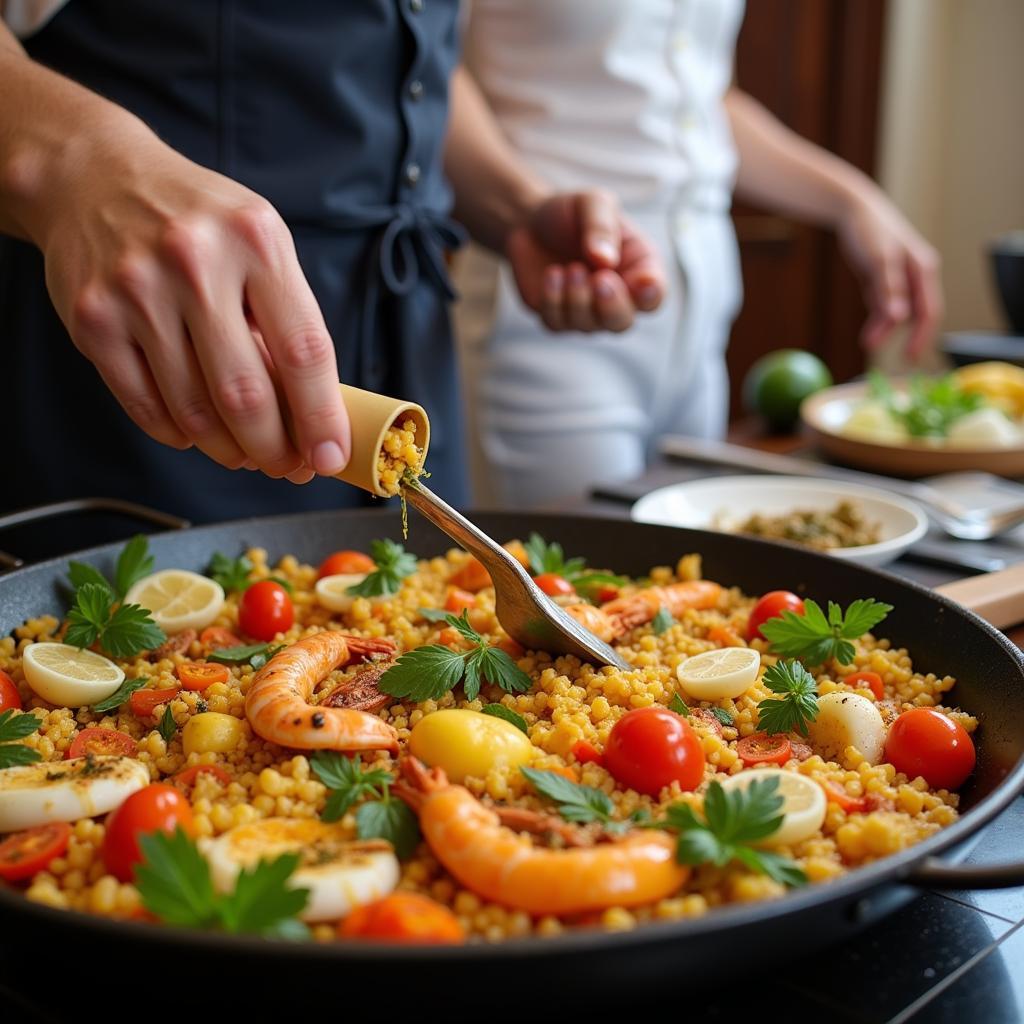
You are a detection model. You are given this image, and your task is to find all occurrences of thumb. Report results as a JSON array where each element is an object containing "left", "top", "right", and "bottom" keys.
[{"left": 578, "top": 189, "right": 622, "bottom": 269}]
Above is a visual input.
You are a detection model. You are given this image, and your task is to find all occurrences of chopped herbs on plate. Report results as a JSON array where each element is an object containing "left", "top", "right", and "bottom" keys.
[
  {"left": 652, "top": 607, "right": 675, "bottom": 635},
  {"left": 208, "top": 642, "right": 285, "bottom": 669}
]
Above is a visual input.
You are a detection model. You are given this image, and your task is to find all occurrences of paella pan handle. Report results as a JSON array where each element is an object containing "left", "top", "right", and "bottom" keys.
[
  {"left": 0, "top": 498, "right": 190, "bottom": 571},
  {"left": 935, "top": 562, "right": 1024, "bottom": 631},
  {"left": 907, "top": 858, "right": 1024, "bottom": 889}
]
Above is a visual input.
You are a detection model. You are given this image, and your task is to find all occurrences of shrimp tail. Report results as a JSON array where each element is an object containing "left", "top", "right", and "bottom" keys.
[
  {"left": 398, "top": 755, "right": 449, "bottom": 793},
  {"left": 342, "top": 636, "right": 397, "bottom": 663}
]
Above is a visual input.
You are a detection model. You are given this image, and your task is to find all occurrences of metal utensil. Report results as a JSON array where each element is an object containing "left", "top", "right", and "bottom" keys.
[
  {"left": 403, "top": 481, "right": 631, "bottom": 669},
  {"left": 658, "top": 436, "right": 1024, "bottom": 541}
]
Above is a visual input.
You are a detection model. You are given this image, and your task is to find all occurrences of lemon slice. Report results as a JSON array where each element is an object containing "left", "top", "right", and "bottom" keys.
[
  {"left": 315, "top": 573, "right": 367, "bottom": 613},
  {"left": 22, "top": 642, "right": 125, "bottom": 707},
  {"left": 720, "top": 768, "right": 826, "bottom": 847},
  {"left": 676, "top": 647, "right": 760, "bottom": 700},
  {"left": 125, "top": 569, "right": 225, "bottom": 632}
]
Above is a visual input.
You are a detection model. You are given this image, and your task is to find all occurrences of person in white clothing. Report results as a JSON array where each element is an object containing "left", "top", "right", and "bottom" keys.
[{"left": 453, "top": 0, "right": 943, "bottom": 507}]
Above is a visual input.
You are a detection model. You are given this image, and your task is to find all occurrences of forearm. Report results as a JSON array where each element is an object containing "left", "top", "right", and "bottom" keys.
[
  {"left": 725, "top": 87, "right": 873, "bottom": 228},
  {"left": 444, "top": 65, "right": 550, "bottom": 253},
  {"left": 0, "top": 21, "right": 154, "bottom": 244}
]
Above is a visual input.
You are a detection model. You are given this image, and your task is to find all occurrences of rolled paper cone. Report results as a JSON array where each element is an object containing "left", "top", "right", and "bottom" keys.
[{"left": 335, "top": 384, "right": 430, "bottom": 497}]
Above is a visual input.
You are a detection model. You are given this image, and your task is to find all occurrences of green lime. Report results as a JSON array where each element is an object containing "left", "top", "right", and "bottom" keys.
[{"left": 743, "top": 349, "right": 833, "bottom": 428}]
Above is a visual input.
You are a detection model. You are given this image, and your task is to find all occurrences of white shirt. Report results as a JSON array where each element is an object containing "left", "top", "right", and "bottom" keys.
[
  {"left": 1, "top": 0, "right": 67, "bottom": 37},
  {"left": 462, "top": 0, "right": 745, "bottom": 213}
]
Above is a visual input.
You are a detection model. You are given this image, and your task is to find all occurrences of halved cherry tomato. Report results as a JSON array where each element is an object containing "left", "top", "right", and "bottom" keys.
[
  {"left": 338, "top": 892, "right": 465, "bottom": 944},
  {"left": 449, "top": 557, "right": 492, "bottom": 593},
  {"left": 595, "top": 584, "right": 620, "bottom": 604},
  {"left": 746, "top": 590, "right": 805, "bottom": 641},
  {"left": 171, "top": 763, "right": 232, "bottom": 789},
  {"left": 102, "top": 783, "right": 195, "bottom": 882},
  {"left": 820, "top": 780, "right": 868, "bottom": 813},
  {"left": 444, "top": 586, "right": 476, "bottom": 614},
  {"left": 846, "top": 671, "right": 885, "bottom": 701},
  {"left": 67, "top": 727, "right": 138, "bottom": 760},
  {"left": 0, "top": 669, "right": 22, "bottom": 712},
  {"left": 736, "top": 732, "right": 792, "bottom": 766},
  {"left": 533, "top": 573, "right": 576, "bottom": 598},
  {"left": 200, "top": 627, "right": 243, "bottom": 650},
  {"left": 604, "top": 706, "right": 705, "bottom": 796},
  {"left": 884, "top": 708, "right": 976, "bottom": 790},
  {"left": 707, "top": 625, "right": 744, "bottom": 648},
  {"left": 239, "top": 580, "right": 294, "bottom": 641},
  {"left": 129, "top": 686, "right": 181, "bottom": 718},
  {"left": 176, "top": 661, "right": 230, "bottom": 691},
  {"left": 571, "top": 739, "right": 604, "bottom": 766},
  {"left": 318, "top": 550, "right": 375, "bottom": 579},
  {"left": 0, "top": 822, "right": 71, "bottom": 881},
  {"left": 495, "top": 636, "right": 525, "bottom": 659}
]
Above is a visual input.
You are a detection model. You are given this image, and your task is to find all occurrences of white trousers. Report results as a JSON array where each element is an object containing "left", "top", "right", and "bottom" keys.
[{"left": 453, "top": 206, "right": 743, "bottom": 508}]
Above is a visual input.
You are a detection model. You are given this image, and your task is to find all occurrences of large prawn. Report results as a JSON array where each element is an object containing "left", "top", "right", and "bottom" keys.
[
  {"left": 246, "top": 631, "right": 399, "bottom": 753},
  {"left": 565, "top": 579, "right": 722, "bottom": 643},
  {"left": 394, "top": 758, "right": 688, "bottom": 915}
]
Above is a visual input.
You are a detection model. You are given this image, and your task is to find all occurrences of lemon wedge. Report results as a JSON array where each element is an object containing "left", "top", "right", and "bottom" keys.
[
  {"left": 676, "top": 647, "right": 760, "bottom": 700},
  {"left": 720, "top": 768, "right": 826, "bottom": 846},
  {"left": 22, "top": 642, "right": 124, "bottom": 707},
  {"left": 314, "top": 573, "right": 367, "bottom": 613},
  {"left": 125, "top": 569, "right": 225, "bottom": 633}
]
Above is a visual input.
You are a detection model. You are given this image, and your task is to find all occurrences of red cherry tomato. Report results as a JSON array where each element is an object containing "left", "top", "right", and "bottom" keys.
[
  {"left": 884, "top": 708, "right": 976, "bottom": 790},
  {"left": 444, "top": 587, "right": 476, "bottom": 614},
  {"left": 736, "top": 732, "right": 792, "bottom": 766},
  {"left": 176, "top": 661, "right": 231, "bottom": 691},
  {"left": 102, "top": 783, "right": 195, "bottom": 882},
  {"left": 238, "top": 580, "right": 294, "bottom": 641},
  {"left": 171, "top": 764, "right": 232, "bottom": 789},
  {"left": 0, "top": 822, "right": 71, "bottom": 881},
  {"left": 129, "top": 686, "right": 181, "bottom": 718},
  {"left": 200, "top": 627, "right": 243, "bottom": 651},
  {"left": 603, "top": 706, "right": 705, "bottom": 796},
  {"left": 67, "top": 727, "right": 138, "bottom": 760},
  {"left": 595, "top": 584, "right": 620, "bottom": 604},
  {"left": 318, "top": 550, "right": 375, "bottom": 579},
  {"left": 846, "top": 671, "right": 885, "bottom": 701},
  {"left": 746, "top": 590, "right": 805, "bottom": 641},
  {"left": 533, "top": 573, "right": 576, "bottom": 598},
  {"left": 0, "top": 669, "right": 22, "bottom": 712},
  {"left": 571, "top": 739, "right": 604, "bottom": 766},
  {"left": 820, "top": 780, "right": 869, "bottom": 814}
]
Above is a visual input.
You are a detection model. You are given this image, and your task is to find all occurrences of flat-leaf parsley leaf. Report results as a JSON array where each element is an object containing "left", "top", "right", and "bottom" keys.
[
  {"left": 756, "top": 660, "right": 819, "bottom": 737},
  {"left": 521, "top": 766, "right": 628, "bottom": 835},
  {"left": 760, "top": 598, "right": 893, "bottom": 666},
  {"left": 0, "top": 709, "right": 42, "bottom": 769},
  {"left": 345, "top": 539, "right": 418, "bottom": 598}
]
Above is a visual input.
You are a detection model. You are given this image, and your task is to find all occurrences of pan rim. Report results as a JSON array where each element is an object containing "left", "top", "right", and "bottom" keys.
[{"left": 1, "top": 507, "right": 1022, "bottom": 960}]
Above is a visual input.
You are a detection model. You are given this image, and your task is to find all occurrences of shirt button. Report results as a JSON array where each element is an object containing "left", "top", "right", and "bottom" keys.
[
  {"left": 409, "top": 0, "right": 424, "bottom": 12},
  {"left": 404, "top": 162, "right": 421, "bottom": 187},
  {"left": 408, "top": 79, "right": 424, "bottom": 102}
]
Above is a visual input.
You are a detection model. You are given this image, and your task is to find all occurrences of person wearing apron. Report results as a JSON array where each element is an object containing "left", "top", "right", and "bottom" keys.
[
  {"left": 454, "top": 0, "right": 944, "bottom": 508},
  {"left": 0, "top": 1, "right": 668, "bottom": 524}
]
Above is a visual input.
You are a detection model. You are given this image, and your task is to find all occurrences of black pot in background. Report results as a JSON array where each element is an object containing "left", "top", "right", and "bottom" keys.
[{"left": 992, "top": 230, "right": 1024, "bottom": 334}]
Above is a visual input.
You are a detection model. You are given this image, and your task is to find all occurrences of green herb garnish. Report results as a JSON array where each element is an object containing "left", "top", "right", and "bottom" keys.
[
  {"left": 418, "top": 607, "right": 450, "bottom": 623},
  {"left": 379, "top": 611, "right": 531, "bottom": 703},
  {"left": 0, "top": 709, "right": 42, "bottom": 769},
  {"left": 355, "top": 799, "right": 420, "bottom": 860},
  {"left": 521, "top": 766, "right": 629, "bottom": 834},
  {"left": 756, "top": 660, "right": 819, "bottom": 737},
  {"left": 206, "top": 552, "right": 253, "bottom": 593},
  {"left": 481, "top": 703, "right": 528, "bottom": 733},
  {"left": 207, "top": 642, "right": 284, "bottom": 669},
  {"left": 652, "top": 607, "right": 675, "bottom": 635},
  {"left": 157, "top": 705, "right": 177, "bottom": 743},
  {"left": 669, "top": 693, "right": 690, "bottom": 717},
  {"left": 653, "top": 777, "right": 807, "bottom": 887},
  {"left": 710, "top": 707, "right": 735, "bottom": 728},
  {"left": 345, "top": 539, "right": 418, "bottom": 598},
  {"left": 92, "top": 677, "right": 148, "bottom": 713},
  {"left": 760, "top": 598, "right": 893, "bottom": 666},
  {"left": 523, "top": 533, "right": 627, "bottom": 601},
  {"left": 870, "top": 369, "right": 985, "bottom": 438},
  {"left": 135, "top": 827, "right": 309, "bottom": 938}
]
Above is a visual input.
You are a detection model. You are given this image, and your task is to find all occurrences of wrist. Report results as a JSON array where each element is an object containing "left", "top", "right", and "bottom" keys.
[{"left": 497, "top": 177, "right": 551, "bottom": 256}]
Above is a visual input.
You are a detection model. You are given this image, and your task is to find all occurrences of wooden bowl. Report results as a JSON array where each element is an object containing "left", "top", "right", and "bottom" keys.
[{"left": 800, "top": 380, "right": 1024, "bottom": 477}]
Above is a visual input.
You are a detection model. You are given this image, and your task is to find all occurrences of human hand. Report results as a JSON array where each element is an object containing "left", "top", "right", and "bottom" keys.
[
  {"left": 506, "top": 190, "right": 667, "bottom": 333},
  {"left": 836, "top": 185, "right": 943, "bottom": 359},
  {"left": 26, "top": 121, "right": 349, "bottom": 483}
]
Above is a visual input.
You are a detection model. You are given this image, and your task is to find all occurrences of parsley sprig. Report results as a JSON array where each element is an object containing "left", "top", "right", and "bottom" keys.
[
  {"left": 481, "top": 703, "right": 528, "bottom": 733},
  {"left": 0, "top": 709, "right": 42, "bottom": 769},
  {"left": 135, "top": 827, "right": 309, "bottom": 939},
  {"left": 64, "top": 537, "right": 165, "bottom": 658},
  {"left": 523, "top": 533, "right": 626, "bottom": 601},
  {"left": 206, "top": 552, "right": 253, "bottom": 593},
  {"left": 92, "top": 677, "right": 148, "bottom": 713},
  {"left": 208, "top": 642, "right": 285, "bottom": 670},
  {"left": 757, "top": 660, "right": 819, "bottom": 736},
  {"left": 345, "top": 539, "right": 418, "bottom": 598},
  {"left": 310, "top": 752, "right": 420, "bottom": 858},
  {"left": 653, "top": 777, "right": 807, "bottom": 887},
  {"left": 157, "top": 705, "right": 177, "bottom": 743},
  {"left": 652, "top": 607, "right": 675, "bottom": 635},
  {"left": 760, "top": 598, "right": 893, "bottom": 666},
  {"left": 379, "top": 611, "right": 532, "bottom": 703},
  {"left": 521, "top": 767, "right": 632, "bottom": 835},
  {"left": 869, "top": 370, "right": 985, "bottom": 439}
]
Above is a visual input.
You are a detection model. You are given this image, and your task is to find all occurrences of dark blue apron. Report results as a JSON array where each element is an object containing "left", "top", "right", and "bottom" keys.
[{"left": 0, "top": 0, "right": 467, "bottom": 522}]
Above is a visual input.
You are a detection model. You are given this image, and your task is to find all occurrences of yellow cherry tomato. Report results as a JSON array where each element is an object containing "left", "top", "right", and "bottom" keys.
[
  {"left": 182, "top": 712, "right": 244, "bottom": 757},
  {"left": 408, "top": 709, "right": 533, "bottom": 782}
]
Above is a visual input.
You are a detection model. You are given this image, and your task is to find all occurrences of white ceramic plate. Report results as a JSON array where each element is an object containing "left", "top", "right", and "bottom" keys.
[{"left": 631, "top": 475, "right": 929, "bottom": 567}]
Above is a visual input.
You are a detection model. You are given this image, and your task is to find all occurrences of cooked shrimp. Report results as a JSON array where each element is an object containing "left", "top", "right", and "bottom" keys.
[
  {"left": 246, "top": 631, "right": 399, "bottom": 753},
  {"left": 566, "top": 580, "right": 722, "bottom": 642},
  {"left": 394, "top": 758, "right": 688, "bottom": 915}
]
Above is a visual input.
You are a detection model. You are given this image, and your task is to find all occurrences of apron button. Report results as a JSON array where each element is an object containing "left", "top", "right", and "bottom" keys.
[
  {"left": 409, "top": 0, "right": 424, "bottom": 12},
  {"left": 408, "top": 79, "right": 424, "bottom": 101},
  {"left": 403, "top": 162, "right": 421, "bottom": 187}
]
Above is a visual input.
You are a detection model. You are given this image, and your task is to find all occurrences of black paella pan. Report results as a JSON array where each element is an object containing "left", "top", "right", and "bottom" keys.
[{"left": 0, "top": 502, "right": 1022, "bottom": 1015}]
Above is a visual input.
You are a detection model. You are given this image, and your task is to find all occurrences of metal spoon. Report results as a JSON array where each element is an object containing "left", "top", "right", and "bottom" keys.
[{"left": 403, "top": 481, "right": 631, "bottom": 670}]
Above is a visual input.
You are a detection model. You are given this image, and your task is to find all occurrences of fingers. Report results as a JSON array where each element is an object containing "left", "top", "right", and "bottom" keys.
[
  {"left": 564, "top": 263, "right": 597, "bottom": 332},
  {"left": 861, "top": 247, "right": 911, "bottom": 351},
  {"left": 905, "top": 248, "right": 944, "bottom": 359},
  {"left": 619, "top": 221, "right": 667, "bottom": 312},
  {"left": 578, "top": 190, "right": 622, "bottom": 269},
  {"left": 592, "top": 270, "right": 635, "bottom": 332},
  {"left": 539, "top": 265, "right": 566, "bottom": 331}
]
